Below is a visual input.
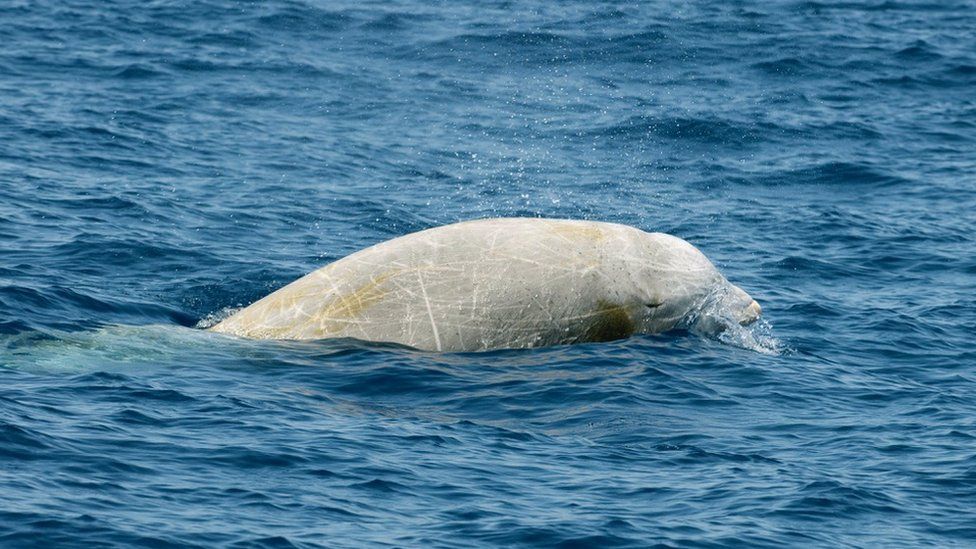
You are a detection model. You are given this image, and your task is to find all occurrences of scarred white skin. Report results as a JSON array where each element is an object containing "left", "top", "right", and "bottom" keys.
[{"left": 209, "top": 218, "right": 761, "bottom": 352}]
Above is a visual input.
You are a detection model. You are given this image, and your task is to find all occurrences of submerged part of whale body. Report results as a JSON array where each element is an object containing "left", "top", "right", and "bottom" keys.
[{"left": 209, "top": 218, "right": 762, "bottom": 352}]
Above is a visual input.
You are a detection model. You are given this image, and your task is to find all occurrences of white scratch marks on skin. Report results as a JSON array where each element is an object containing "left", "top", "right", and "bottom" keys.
[{"left": 416, "top": 269, "right": 442, "bottom": 352}]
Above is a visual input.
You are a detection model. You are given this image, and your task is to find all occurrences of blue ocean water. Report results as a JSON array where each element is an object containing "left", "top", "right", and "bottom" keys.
[{"left": 1, "top": 0, "right": 975, "bottom": 546}]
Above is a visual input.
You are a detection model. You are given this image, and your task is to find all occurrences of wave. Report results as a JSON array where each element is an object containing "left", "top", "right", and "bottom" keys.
[{"left": 597, "top": 115, "right": 762, "bottom": 145}]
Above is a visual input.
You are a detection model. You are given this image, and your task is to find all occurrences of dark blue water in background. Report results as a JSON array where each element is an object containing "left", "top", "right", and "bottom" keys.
[{"left": 1, "top": 0, "right": 975, "bottom": 546}]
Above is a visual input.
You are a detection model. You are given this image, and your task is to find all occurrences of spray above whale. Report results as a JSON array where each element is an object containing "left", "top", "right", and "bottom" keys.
[{"left": 209, "top": 218, "right": 761, "bottom": 352}]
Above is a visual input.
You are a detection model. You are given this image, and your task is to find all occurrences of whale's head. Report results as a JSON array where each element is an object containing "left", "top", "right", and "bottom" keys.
[{"left": 629, "top": 232, "right": 761, "bottom": 334}]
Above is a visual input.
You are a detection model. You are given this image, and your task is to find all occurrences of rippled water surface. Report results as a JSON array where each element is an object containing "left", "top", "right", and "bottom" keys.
[{"left": 2, "top": 1, "right": 975, "bottom": 546}]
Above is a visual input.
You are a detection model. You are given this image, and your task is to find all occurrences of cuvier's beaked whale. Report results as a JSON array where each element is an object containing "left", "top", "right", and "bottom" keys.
[{"left": 209, "top": 218, "right": 761, "bottom": 352}]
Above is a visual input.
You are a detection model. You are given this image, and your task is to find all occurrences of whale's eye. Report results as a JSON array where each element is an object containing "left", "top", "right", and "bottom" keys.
[{"left": 645, "top": 302, "right": 663, "bottom": 309}]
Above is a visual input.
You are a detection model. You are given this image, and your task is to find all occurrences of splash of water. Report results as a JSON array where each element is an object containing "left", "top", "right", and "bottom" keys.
[
  {"left": 683, "top": 285, "right": 784, "bottom": 355},
  {"left": 715, "top": 318, "right": 784, "bottom": 355},
  {"left": 195, "top": 307, "right": 243, "bottom": 329}
]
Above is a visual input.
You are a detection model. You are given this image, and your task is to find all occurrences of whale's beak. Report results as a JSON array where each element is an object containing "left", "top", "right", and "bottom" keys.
[
  {"left": 739, "top": 299, "right": 762, "bottom": 325},
  {"left": 728, "top": 284, "right": 762, "bottom": 325}
]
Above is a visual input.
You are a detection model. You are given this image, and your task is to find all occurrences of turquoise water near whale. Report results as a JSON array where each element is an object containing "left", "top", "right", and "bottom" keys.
[{"left": 2, "top": 0, "right": 975, "bottom": 546}]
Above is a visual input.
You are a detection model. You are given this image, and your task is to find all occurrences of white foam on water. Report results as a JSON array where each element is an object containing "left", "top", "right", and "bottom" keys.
[{"left": 194, "top": 307, "right": 243, "bottom": 329}]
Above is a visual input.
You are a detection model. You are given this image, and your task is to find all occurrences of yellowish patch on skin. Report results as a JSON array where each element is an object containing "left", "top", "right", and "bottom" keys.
[
  {"left": 221, "top": 271, "right": 397, "bottom": 339},
  {"left": 311, "top": 271, "right": 395, "bottom": 335},
  {"left": 582, "top": 300, "right": 636, "bottom": 342},
  {"left": 548, "top": 221, "right": 607, "bottom": 242}
]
